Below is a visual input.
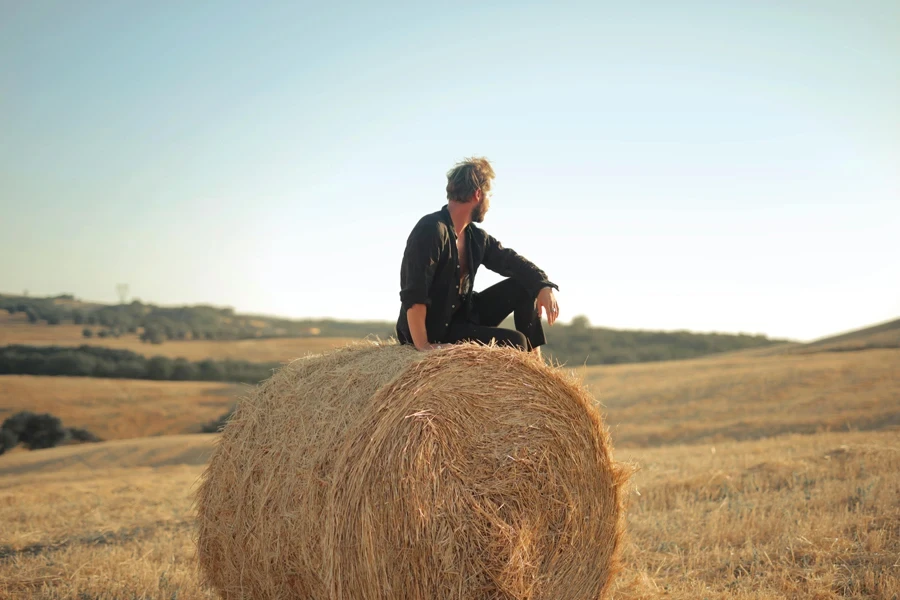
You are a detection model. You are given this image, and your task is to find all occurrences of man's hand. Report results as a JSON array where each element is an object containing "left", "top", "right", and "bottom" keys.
[
  {"left": 417, "top": 343, "right": 448, "bottom": 352},
  {"left": 537, "top": 287, "right": 560, "bottom": 326}
]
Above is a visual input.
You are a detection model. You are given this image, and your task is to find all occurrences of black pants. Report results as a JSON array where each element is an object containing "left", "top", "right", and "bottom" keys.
[{"left": 441, "top": 278, "right": 546, "bottom": 351}]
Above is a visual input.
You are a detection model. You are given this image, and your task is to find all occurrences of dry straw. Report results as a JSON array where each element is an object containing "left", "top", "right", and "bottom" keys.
[{"left": 195, "top": 341, "right": 628, "bottom": 600}]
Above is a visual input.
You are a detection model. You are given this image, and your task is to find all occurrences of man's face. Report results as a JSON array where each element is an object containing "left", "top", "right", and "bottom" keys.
[{"left": 471, "top": 188, "right": 491, "bottom": 223}]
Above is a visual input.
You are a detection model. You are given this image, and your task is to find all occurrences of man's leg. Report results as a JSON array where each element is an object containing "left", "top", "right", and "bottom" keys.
[
  {"left": 472, "top": 278, "right": 547, "bottom": 350},
  {"left": 442, "top": 321, "right": 529, "bottom": 351}
]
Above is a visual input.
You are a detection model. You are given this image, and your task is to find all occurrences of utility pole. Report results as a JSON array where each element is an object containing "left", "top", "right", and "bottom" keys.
[{"left": 116, "top": 284, "right": 129, "bottom": 305}]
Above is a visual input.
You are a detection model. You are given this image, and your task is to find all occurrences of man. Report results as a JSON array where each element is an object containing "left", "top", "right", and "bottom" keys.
[{"left": 397, "top": 157, "right": 560, "bottom": 353}]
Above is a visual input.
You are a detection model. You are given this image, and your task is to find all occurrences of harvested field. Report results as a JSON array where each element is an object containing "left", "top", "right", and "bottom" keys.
[
  {"left": 580, "top": 348, "right": 900, "bottom": 447},
  {"left": 1, "top": 337, "right": 897, "bottom": 599},
  {"left": 0, "top": 317, "right": 355, "bottom": 362},
  {"left": 0, "top": 376, "right": 240, "bottom": 440},
  {"left": 1, "top": 430, "right": 896, "bottom": 599}
]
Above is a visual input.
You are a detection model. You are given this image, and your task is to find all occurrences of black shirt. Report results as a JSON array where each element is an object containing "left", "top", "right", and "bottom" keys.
[{"left": 397, "top": 205, "right": 558, "bottom": 344}]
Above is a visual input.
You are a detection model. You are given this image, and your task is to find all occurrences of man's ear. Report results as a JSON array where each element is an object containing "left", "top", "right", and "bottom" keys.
[{"left": 473, "top": 189, "right": 483, "bottom": 203}]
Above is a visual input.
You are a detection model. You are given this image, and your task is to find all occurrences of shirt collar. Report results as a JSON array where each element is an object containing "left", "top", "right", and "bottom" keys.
[{"left": 440, "top": 205, "right": 458, "bottom": 239}]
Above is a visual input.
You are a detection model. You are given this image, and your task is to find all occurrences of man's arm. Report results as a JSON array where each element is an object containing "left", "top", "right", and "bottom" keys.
[
  {"left": 406, "top": 304, "right": 431, "bottom": 350},
  {"left": 399, "top": 221, "right": 445, "bottom": 349},
  {"left": 482, "top": 234, "right": 558, "bottom": 295}
]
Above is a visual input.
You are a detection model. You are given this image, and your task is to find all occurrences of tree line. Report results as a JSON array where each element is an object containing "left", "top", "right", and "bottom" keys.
[
  {"left": 542, "top": 315, "right": 778, "bottom": 365},
  {"left": 1, "top": 294, "right": 395, "bottom": 343},
  {"left": 0, "top": 345, "right": 278, "bottom": 383},
  {"left": 1, "top": 294, "right": 784, "bottom": 365}
]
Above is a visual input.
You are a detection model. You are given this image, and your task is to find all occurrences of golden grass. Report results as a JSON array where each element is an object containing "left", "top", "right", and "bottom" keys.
[
  {"left": 0, "top": 318, "right": 355, "bottom": 362},
  {"left": 1, "top": 431, "right": 896, "bottom": 599},
  {"left": 1, "top": 342, "right": 898, "bottom": 598},
  {"left": 612, "top": 431, "right": 900, "bottom": 599},
  {"left": 0, "top": 434, "right": 215, "bottom": 480},
  {"left": 0, "top": 376, "right": 240, "bottom": 440},
  {"left": 579, "top": 348, "right": 900, "bottom": 447}
]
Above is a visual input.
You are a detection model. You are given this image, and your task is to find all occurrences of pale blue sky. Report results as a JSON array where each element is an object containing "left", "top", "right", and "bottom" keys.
[{"left": 1, "top": 1, "right": 898, "bottom": 340}]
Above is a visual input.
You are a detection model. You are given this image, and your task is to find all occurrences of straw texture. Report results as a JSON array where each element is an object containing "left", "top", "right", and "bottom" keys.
[{"left": 195, "top": 342, "right": 627, "bottom": 600}]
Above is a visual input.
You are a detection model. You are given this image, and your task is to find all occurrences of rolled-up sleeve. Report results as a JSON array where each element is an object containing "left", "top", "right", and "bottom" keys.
[
  {"left": 482, "top": 234, "right": 558, "bottom": 295},
  {"left": 399, "top": 222, "right": 444, "bottom": 309}
]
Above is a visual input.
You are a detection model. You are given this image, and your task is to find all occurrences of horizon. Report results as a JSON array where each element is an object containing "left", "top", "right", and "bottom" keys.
[
  {"left": 2, "top": 2, "right": 898, "bottom": 342},
  {"left": 4, "top": 287, "right": 896, "bottom": 343}
]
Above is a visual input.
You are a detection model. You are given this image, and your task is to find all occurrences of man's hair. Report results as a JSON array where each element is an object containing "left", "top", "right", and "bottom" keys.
[{"left": 446, "top": 157, "right": 495, "bottom": 203}]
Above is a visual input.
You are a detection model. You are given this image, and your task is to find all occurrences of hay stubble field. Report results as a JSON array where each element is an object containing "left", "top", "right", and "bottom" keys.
[{"left": 1, "top": 320, "right": 898, "bottom": 599}]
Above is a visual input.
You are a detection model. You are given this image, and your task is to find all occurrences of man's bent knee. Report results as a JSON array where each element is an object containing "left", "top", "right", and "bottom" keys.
[{"left": 494, "top": 329, "right": 528, "bottom": 351}]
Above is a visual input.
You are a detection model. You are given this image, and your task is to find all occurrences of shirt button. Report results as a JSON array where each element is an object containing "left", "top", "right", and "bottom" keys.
[
  {"left": 451, "top": 304, "right": 456, "bottom": 308},
  {"left": 444, "top": 322, "right": 449, "bottom": 326}
]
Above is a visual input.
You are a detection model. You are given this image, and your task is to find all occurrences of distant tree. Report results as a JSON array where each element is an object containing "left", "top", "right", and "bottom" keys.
[
  {"left": 171, "top": 358, "right": 199, "bottom": 380},
  {"left": 72, "top": 310, "right": 85, "bottom": 325},
  {"left": 46, "top": 313, "right": 62, "bottom": 325},
  {"left": 570, "top": 315, "right": 591, "bottom": 330},
  {"left": 26, "top": 308, "right": 39, "bottom": 324},
  {"left": 146, "top": 356, "right": 174, "bottom": 380},
  {"left": 82, "top": 328, "right": 94, "bottom": 338},
  {"left": 197, "top": 359, "right": 225, "bottom": 381},
  {"left": 140, "top": 326, "right": 165, "bottom": 344},
  {"left": 97, "top": 330, "right": 109, "bottom": 338}
]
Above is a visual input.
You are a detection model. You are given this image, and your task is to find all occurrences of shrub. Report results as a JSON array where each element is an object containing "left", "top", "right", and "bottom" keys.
[
  {"left": 67, "top": 427, "right": 101, "bottom": 443},
  {"left": 82, "top": 327, "right": 94, "bottom": 338},
  {"left": 1, "top": 411, "right": 67, "bottom": 450},
  {"left": 0, "top": 428, "right": 17, "bottom": 455},
  {"left": 2, "top": 411, "right": 34, "bottom": 438}
]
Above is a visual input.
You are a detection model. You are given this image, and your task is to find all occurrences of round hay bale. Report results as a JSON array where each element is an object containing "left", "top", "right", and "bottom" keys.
[{"left": 195, "top": 342, "right": 628, "bottom": 600}]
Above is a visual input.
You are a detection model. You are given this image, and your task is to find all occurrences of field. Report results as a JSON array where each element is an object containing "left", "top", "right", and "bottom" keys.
[
  {"left": 1, "top": 316, "right": 899, "bottom": 599},
  {"left": 1, "top": 429, "right": 896, "bottom": 599},
  {"left": 0, "top": 376, "right": 240, "bottom": 440},
  {"left": 581, "top": 348, "right": 900, "bottom": 447},
  {"left": 0, "top": 313, "right": 355, "bottom": 363}
]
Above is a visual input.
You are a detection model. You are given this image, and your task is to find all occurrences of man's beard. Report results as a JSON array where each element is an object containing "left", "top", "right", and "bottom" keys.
[{"left": 471, "top": 198, "right": 489, "bottom": 223}]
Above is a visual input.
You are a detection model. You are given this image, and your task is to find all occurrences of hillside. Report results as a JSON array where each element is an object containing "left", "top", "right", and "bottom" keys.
[
  {"left": 580, "top": 347, "right": 900, "bottom": 447},
  {"left": 790, "top": 316, "right": 900, "bottom": 354},
  {"left": 1, "top": 294, "right": 787, "bottom": 366},
  {"left": 0, "top": 315, "right": 354, "bottom": 362}
]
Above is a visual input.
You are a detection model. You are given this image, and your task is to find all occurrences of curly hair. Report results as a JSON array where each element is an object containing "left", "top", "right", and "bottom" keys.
[{"left": 446, "top": 157, "right": 495, "bottom": 203}]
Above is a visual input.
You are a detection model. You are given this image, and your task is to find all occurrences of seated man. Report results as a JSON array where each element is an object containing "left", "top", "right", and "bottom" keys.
[{"left": 396, "top": 157, "right": 560, "bottom": 353}]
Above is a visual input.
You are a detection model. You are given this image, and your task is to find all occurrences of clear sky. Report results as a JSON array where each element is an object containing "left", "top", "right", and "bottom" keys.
[{"left": 2, "top": 1, "right": 898, "bottom": 341}]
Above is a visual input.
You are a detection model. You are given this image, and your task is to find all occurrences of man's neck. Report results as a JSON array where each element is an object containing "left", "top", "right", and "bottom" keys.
[{"left": 447, "top": 201, "right": 472, "bottom": 237}]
